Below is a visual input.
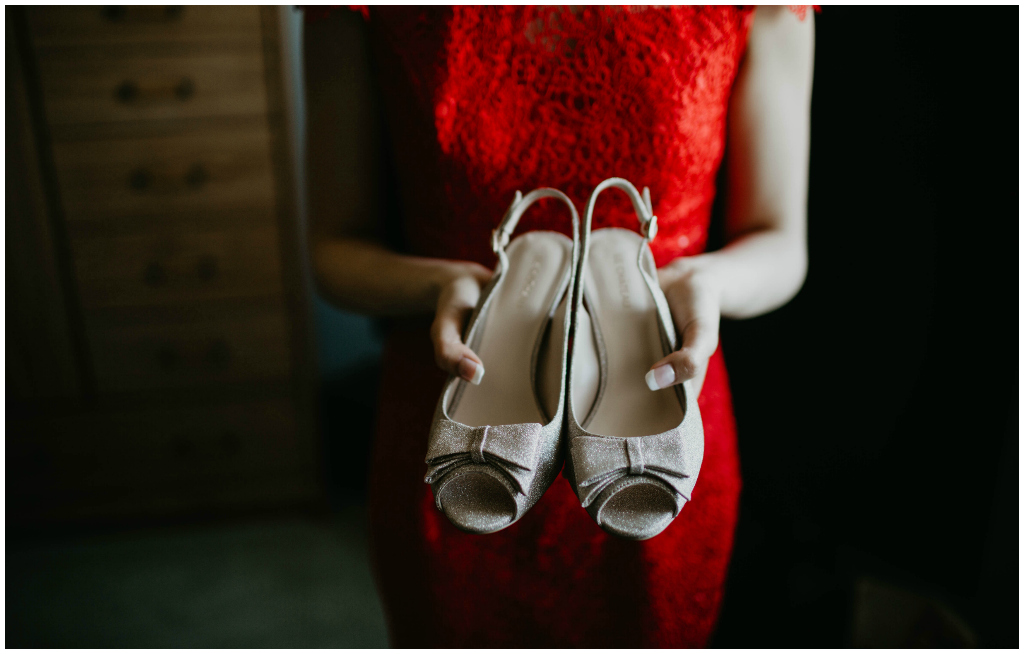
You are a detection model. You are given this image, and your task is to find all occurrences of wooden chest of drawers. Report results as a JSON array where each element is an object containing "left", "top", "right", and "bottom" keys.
[{"left": 7, "top": 6, "right": 319, "bottom": 525}]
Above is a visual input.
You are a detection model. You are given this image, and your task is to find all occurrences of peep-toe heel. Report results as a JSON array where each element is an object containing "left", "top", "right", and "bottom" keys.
[
  {"left": 424, "top": 188, "right": 581, "bottom": 534},
  {"left": 565, "top": 177, "right": 704, "bottom": 540}
]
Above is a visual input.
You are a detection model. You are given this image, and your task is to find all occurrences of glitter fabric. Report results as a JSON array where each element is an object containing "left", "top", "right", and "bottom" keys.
[
  {"left": 425, "top": 421, "right": 543, "bottom": 498},
  {"left": 570, "top": 428, "right": 696, "bottom": 511}
]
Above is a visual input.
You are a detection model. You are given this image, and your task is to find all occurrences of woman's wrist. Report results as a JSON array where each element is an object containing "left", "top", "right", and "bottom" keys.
[
  {"left": 661, "top": 254, "right": 725, "bottom": 309},
  {"left": 312, "top": 235, "right": 494, "bottom": 317}
]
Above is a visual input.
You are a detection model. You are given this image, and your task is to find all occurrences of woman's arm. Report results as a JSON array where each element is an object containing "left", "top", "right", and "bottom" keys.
[
  {"left": 649, "top": 6, "right": 814, "bottom": 392},
  {"left": 305, "top": 11, "right": 490, "bottom": 383}
]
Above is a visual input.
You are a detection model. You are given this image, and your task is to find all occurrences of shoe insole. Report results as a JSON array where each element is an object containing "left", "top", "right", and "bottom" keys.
[
  {"left": 539, "top": 285, "right": 600, "bottom": 424},
  {"left": 451, "top": 231, "right": 573, "bottom": 428},
  {"left": 583, "top": 229, "right": 684, "bottom": 438}
]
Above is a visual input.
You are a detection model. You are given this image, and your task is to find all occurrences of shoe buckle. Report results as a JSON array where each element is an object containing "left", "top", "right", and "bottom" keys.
[
  {"left": 491, "top": 228, "right": 510, "bottom": 253},
  {"left": 641, "top": 214, "right": 658, "bottom": 241}
]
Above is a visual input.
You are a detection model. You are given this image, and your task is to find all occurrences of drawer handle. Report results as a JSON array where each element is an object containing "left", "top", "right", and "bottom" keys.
[
  {"left": 115, "top": 80, "right": 139, "bottom": 103},
  {"left": 185, "top": 163, "right": 208, "bottom": 189},
  {"left": 143, "top": 261, "right": 167, "bottom": 287},
  {"left": 128, "top": 165, "right": 207, "bottom": 192},
  {"left": 175, "top": 78, "right": 196, "bottom": 101},
  {"left": 206, "top": 339, "right": 232, "bottom": 368},
  {"left": 114, "top": 77, "right": 195, "bottom": 104},
  {"left": 196, "top": 255, "right": 218, "bottom": 282},
  {"left": 157, "top": 343, "right": 179, "bottom": 370},
  {"left": 129, "top": 168, "right": 152, "bottom": 191},
  {"left": 102, "top": 6, "right": 185, "bottom": 23}
]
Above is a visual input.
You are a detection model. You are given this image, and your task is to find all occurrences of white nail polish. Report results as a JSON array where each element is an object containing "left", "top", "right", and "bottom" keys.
[
  {"left": 470, "top": 361, "right": 485, "bottom": 385},
  {"left": 645, "top": 364, "right": 675, "bottom": 391}
]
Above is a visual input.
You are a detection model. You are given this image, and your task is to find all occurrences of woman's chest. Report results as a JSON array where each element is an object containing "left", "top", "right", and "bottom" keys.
[{"left": 371, "top": 6, "right": 753, "bottom": 149}]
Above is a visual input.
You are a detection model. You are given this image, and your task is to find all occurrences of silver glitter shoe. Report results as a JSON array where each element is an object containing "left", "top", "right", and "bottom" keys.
[
  {"left": 564, "top": 177, "right": 705, "bottom": 540},
  {"left": 424, "top": 188, "right": 582, "bottom": 534}
]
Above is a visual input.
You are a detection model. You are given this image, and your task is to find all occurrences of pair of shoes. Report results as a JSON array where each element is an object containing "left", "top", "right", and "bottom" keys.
[{"left": 424, "top": 179, "right": 704, "bottom": 540}]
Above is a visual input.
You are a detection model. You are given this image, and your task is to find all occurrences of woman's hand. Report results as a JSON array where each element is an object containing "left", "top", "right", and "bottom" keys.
[
  {"left": 429, "top": 263, "right": 493, "bottom": 385},
  {"left": 645, "top": 7, "right": 814, "bottom": 396},
  {"left": 647, "top": 257, "right": 723, "bottom": 395}
]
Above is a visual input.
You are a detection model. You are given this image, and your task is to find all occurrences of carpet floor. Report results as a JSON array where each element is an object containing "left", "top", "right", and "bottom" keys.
[{"left": 7, "top": 504, "right": 388, "bottom": 648}]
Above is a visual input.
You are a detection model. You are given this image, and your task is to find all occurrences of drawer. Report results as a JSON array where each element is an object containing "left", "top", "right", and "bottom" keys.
[
  {"left": 35, "top": 48, "right": 266, "bottom": 128},
  {"left": 7, "top": 398, "right": 311, "bottom": 495},
  {"left": 53, "top": 128, "right": 275, "bottom": 224},
  {"left": 71, "top": 227, "right": 283, "bottom": 309},
  {"left": 28, "top": 6, "right": 262, "bottom": 50},
  {"left": 85, "top": 308, "right": 292, "bottom": 394},
  {"left": 53, "top": 127, "right": 276, "bottom": 227}
]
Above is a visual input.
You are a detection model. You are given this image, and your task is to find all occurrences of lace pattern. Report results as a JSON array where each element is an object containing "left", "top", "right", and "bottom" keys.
[{"left": 316, "top": 6, "right": 756, "bottom": 266}]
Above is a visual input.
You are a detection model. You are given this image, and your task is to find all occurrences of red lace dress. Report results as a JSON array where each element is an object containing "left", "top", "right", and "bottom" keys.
[{"left": 314, "top": 6, "right": 759, "bottom": 646}]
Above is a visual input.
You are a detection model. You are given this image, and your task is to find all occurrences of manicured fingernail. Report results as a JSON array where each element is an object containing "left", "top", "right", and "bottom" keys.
[
  {"left": 459, "top": 357, "right": 485, "bottom": 385},
  {"left": 645, "top": 364, "right": 675, "bottom": 391}
]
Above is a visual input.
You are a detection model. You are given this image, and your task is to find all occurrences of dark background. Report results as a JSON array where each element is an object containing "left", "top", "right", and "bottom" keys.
[{"left": 707, "top": 6, "right": 1018, "bottom": 647}]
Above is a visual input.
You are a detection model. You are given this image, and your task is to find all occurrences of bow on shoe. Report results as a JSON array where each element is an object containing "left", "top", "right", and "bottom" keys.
[
  {"left": 570, "top": 430, "right": 690, "bottom": 509},
  {"left": 425, "top": 420, "right": 543, "bottom": 495}
]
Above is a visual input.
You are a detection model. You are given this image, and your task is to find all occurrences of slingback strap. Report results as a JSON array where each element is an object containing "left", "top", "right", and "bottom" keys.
[
  {"left": 581, "top": 178, "right": 676, "bottom": 348},
  {"left": 461, "top": 188, "right": 579, "bottom": 357},
  {"left": 492, "top": 188, "right": 580, "bottom": 257},
  {"left": 463, "top": 185, "right": 581, "bottom": 363},
  {"left": 582, "top": 177, "right": 658, "bottom": 245},
  {"left": 492, "top": 191, "right": 523, "bottom": 253},
  {"left": 641, "top": 186, "right": 658, "bottom": 240}
]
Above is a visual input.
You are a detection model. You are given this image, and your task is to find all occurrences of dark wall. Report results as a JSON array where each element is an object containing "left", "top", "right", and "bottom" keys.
[{"left": 712, "top": 7, "right": 1017, "bottom": 647}]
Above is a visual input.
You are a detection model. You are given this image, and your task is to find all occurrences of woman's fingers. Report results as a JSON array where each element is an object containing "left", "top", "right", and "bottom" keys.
[
  {"left": 648, "top": 265, "right": 722, "bottom": 393},
  {"left": 430, "top": 307, "right": 484, "bottom": 384},
  {"left": 430, "top": 270, "right": 489, "bottom": 384},
  {"left": 646, "top": 316, "right": 719, "bottom": 391}
]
